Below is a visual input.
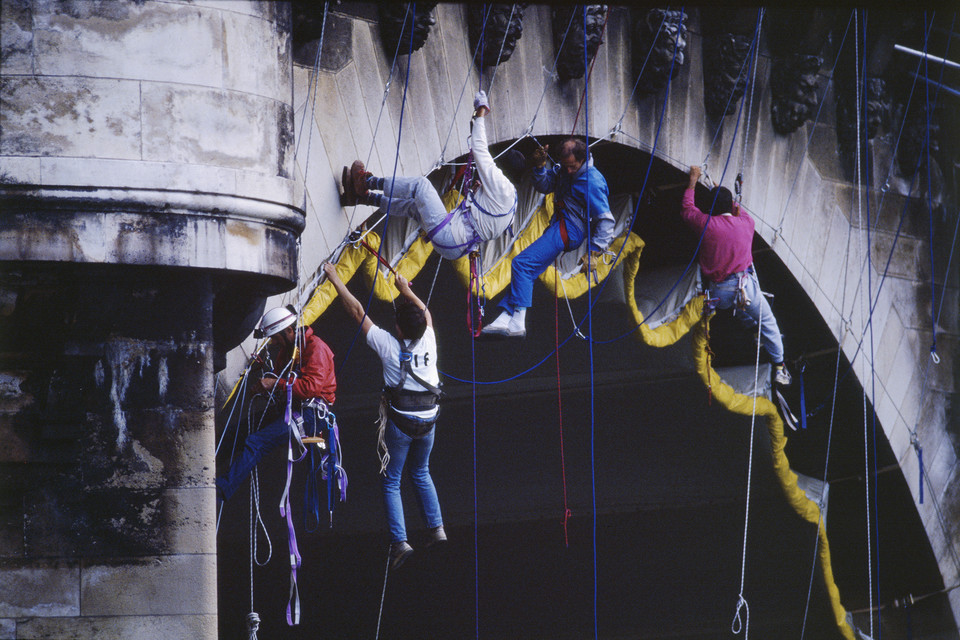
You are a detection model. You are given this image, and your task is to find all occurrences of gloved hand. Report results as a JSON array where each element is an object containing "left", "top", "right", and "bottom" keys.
[
  {"left": 474, "top": 90, "right": 490, "bottom": 116},
  {"left": 530, "top": 145, "right": 549, "bottom": 169}
]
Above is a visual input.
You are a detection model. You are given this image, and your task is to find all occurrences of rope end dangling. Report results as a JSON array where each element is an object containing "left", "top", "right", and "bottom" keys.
[
  {"left": 930, "top": 345, "right": 940, "bottom": 364},
  {"left": 730, "top": 594, "right": 749, "bottom": 636},
  {"left": 246, "top": 611, "right": 261, "bottom": 640}
]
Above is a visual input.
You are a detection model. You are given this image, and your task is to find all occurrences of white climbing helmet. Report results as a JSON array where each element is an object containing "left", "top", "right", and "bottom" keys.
[{"left": 254, "top": 306, "right": 297, "bottom": 339}]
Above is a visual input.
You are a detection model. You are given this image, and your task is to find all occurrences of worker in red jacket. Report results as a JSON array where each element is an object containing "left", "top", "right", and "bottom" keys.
[{"left": 217, "top": 306, "right": 336, "bottom": 501}]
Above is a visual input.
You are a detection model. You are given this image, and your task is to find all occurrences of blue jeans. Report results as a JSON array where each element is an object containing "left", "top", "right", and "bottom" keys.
[
  {"left": 708, "top": 269, "right": 785, "bottom": 363},
  {"left": 217, "top": 408, "right": 316, "bottom": 501},
  {"left": 500, "top": 217, "right": 586, "bottom": 313},
  {"left": 382, "top": 418, "right": 443, "bottom": 543}
]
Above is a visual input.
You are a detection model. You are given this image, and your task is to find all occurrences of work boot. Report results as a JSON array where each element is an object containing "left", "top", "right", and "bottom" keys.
[
  {"left": 481, "top": 310, "right": 513, "bottom": 336},
  {"left": 425, "top": 525, "right": 447, "bottom": 548},
  {"left": 506, "top": 308, "right": 526, "bottom": 337},
  {"left": 340, "top": 166, "right": 357, "bottom": 206},
  {"left": 389, "top": 540, "right": 413, "bottom": 569},
  {"left": 351, "top": 160, "right": 370, "bottom": 198},
  {"left": 774, "top": 363, "right": 792, "bottom": 386}
]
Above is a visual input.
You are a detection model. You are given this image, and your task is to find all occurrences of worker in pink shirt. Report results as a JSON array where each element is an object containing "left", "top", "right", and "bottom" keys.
[{"left": 681, "top": 165, "right": 791, "bottom": 386}]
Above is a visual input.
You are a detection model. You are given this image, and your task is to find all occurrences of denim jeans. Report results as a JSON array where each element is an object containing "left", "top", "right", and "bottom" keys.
[
  {"left": 708, "top": 269, "right": 784, "bottom": 363},
  {"left": 382, "top": 418, "right": 443, "bottom": 543},
  {"left": 500, "top": 217, "right": 586, "bottom": 313},
  {"left": 217, "top": 407, "right": 316, "bottom": 501}
]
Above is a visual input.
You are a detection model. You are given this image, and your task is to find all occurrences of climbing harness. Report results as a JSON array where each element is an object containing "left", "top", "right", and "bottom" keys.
[{"left": 376, "top": 337, "right": 443, "bottom": 471}]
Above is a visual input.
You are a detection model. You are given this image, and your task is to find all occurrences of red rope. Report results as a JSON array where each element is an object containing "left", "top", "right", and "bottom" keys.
[
  {"left": 467, "top": 253, "right": 483, "bottom": 338},
  {"left": 570, "top": 8, "right": 610, "bottom": 136},
  {"left": 555, "top": 268, "right": 572, "bottom": 546}
]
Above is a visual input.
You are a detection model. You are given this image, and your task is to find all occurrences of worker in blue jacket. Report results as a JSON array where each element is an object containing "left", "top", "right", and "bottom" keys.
[{"left": 483, "top": 137, "right": 614, "bottom": 337}]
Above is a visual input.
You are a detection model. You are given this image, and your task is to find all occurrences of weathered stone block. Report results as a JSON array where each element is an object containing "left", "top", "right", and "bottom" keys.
[
  {"left": 31, "top": 0, "right": 222, "bottom": 87},
  {"left": 222, "top": 9, "right": 288, "bottom": 99},
  {"left": 163, "top": 488, "right": 216, "bottom": 555},
  {"left": 0, "top": 617, "right": 13, "bottom": 639},
  {"left": 140, "top": 83, "right": 282, "bottom": 174},
  {"left": 0, "top": 0, "right": 32, "bottom": 75},
  {"left": 0, "top": 561, "right": 80, "bottom": 617},
  {"left": 15, "top": 613, "right": 217, "bottom": 640},
  {"left": 80, "top": 555, "right": 216, "bottom": 616},
  {"left": 0, "top": 77, "right": 142, "bottom": 160}
]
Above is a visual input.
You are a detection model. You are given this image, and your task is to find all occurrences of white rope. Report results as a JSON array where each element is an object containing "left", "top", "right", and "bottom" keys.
[
  {"left": 426, "top": 255, "right": 444, "bottom": 306},
  {"left": 555, "top": 265, "right": 587, "bottom": 340},
  {"left": 485, "top": 4, "right": 519, "bottom": 95},
  {"left": 438, "top": 8, "right": 493, "bottom": 166},
  {"left": 375, "top": 549, "right": 392, "bottom": 640},
  {"left": 730, "top": 274, "right": 765, "bottom": 640},
  {"left": 738, "top": 9, "right": 763, "bottom": 181},
  {"left": 851, "top": 12, "right": 876, "bottom": 638}
]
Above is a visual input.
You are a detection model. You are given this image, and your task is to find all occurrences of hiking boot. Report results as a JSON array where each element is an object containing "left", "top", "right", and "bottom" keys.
[
  {"left": 774, "top": 364, "right": 792, "bottom": 386},
  {"left": 426, "top": 525, "right": 447, "bottom": 548},
  {"left": 389, "top": 540, "right": 413, "bottom": 569},
  {"left": 481, "top": 310, "right": 513, "bottom": 336},
  {"left": 350, "top": 160, "right": 370, "bottom": 198},
  {"left": 340, "top": 166, "right": 357, "bottom": 206}
]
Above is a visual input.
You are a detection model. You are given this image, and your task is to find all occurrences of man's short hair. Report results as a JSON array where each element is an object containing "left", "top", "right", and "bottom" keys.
[
  {"left": 396, "top": 300, "right": 427, "bottom": 340},
  {"left": 495, "top": 149, "right": 526, "bottom": 183},
  {"left": 559, "top": 137, "right": 587, "bottom": 163},
  {"left": 709, "top": 186, "right": 733, "bottom": 216}
]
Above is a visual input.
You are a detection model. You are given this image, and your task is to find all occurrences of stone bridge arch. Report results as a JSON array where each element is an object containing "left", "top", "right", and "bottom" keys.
[{"left": 288, "top": 3, "right": 959, "bottom": 635}]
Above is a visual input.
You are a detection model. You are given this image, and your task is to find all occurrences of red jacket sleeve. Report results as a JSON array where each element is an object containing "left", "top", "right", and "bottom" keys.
[{"left": 279, "top": 333, "right": 336, "bottom": 404}]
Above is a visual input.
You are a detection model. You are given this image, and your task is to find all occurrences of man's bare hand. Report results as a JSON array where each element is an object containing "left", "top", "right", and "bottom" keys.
[
  {"left": 688, "top": 165, "right": 702, "bottom": 188},
  {"left": 322, "top": 262, "right": 341, "bottom": 284},
  {"left": 531, "top": 145, "right": 549, "bottom": 169},
  {"left": 579, "top": 250, "right": 602, "bottom": 274}
]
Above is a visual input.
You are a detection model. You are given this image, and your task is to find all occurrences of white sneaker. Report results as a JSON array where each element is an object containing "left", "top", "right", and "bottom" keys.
[
  {"left": 481, "top": 310, "right": 513, "bottom": 335},
  {"left": 506, "top": 308, "right": 526, "bottom": 337}
]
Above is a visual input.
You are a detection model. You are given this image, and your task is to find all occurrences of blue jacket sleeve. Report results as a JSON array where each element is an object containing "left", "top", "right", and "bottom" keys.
[
  {"left": 586, "top": 171, "right": 614, "bottom": 252},
  {"left": 531, "top": 165, "right": 559, "bottom": 195}
]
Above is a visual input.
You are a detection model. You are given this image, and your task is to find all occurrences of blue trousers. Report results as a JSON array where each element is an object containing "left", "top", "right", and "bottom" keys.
[
  {"left": 708, "top": 269, "right": 785, "bottom": 363},
  {"left": 382, "top": 418, "right": 443, "bottom": 544},
  {"left": 217, "top": 408, "right": 316, "bottom": 501},
  {"left": 500, "top": 218, "right": 585, "bottom": 313}
]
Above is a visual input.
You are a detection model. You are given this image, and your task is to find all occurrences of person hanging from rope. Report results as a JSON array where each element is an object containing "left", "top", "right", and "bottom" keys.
[
  {"left": 482, "top": 137, "right": 614, "bottom": 337},
  {"left": 216, "top": 306, "right": 337, "bottom": 501},
  {"left": 322, "top": 263, "right": 446, "bottom": 570},
  {"left": 340, "top": 90, "right": 526, "bottom": 260},
  {"left": 682, "top": 165, "right": 792, "bottom": 386}
]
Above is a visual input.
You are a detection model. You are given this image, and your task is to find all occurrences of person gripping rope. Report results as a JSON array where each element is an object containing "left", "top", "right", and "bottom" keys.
[
  {"left": 681, "top": 165, "right": 792, "bottom": 386},
  {"left": 216, "top": 306, "right": 337, "bottom": 501},
  {"left": 482, "top": 137, "right": 614, "bottom": 338},
  {"left": 340, "top": 90, "right": 524, "bottom": 260},
  {"left": 323, "top": 263, "right": 446, "bottom": 570}
]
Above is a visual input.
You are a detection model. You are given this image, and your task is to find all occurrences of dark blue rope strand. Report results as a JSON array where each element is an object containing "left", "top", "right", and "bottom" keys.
[{"left": 334, "top": 4, "right": 416, "bottom": 377}]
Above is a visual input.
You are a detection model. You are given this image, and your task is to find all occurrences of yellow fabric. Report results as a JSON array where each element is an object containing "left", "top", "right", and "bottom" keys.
[
  {"left": 296, "top": 191, "right": 856, "bottom": 640},
  {"left": 691, "top": 317, "right": 856, "bottom": 640}
]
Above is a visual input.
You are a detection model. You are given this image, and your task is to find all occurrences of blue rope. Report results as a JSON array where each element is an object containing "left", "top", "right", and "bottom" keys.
[
  {"left": 775, "top": 12, "right": 855, "bottom": 233},
  {"left": 471, "top": 283, "right": 480, "bottom": 639},
  {"left": 582, "top": 8, "right": 599, "bottom": 638},
  {"left": 590, "top": 11, "right": 758, "bottom": 346},
  {"left": 335, "top": 4, "right": 416, "bottom": 378},
  {"left": 924, "top": 12, "right": 938, "bottom": 360},
  {"left": 803, "top": 13, "right": 953, "bottom": 421}
]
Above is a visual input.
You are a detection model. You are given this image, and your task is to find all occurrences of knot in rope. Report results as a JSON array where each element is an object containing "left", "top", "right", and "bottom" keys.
[
  {"left": 542, "top": 64, "right": 560, "bottom": 81},
  {"left": 246, "top": 612, "right": 261, "bottom": 640},
  {"left": 731, "top": 594, "right": 750, "bottom": 636},
  {"left": 930, "top": 346, "right": 940, "bottom": 364}
]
